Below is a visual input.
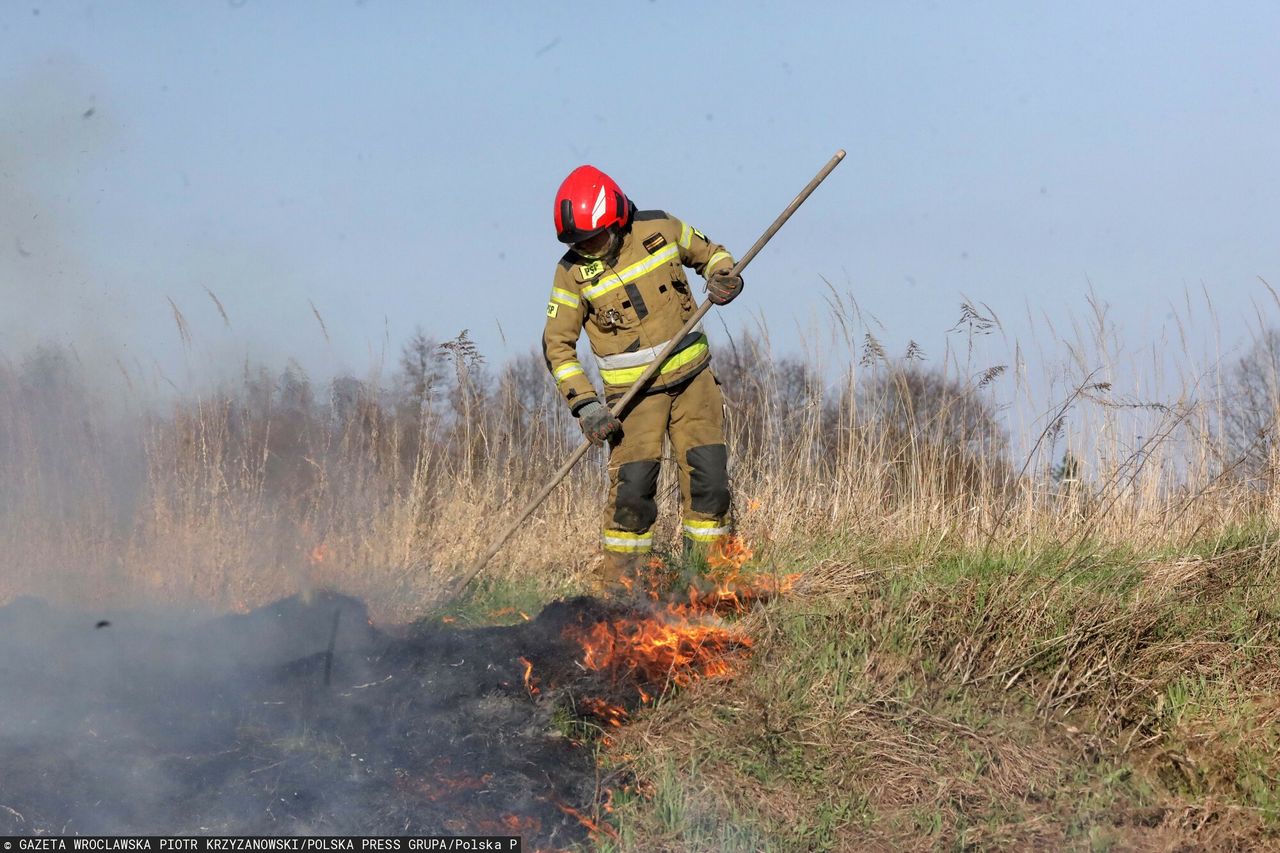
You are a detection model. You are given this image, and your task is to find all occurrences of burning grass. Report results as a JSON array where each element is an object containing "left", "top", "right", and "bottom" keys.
[
  {"left": 0, "top": 568, "right": 775, "bottom": 848},
  {"left": 523, "top": 555, "right": 780, "bottom": 738}
]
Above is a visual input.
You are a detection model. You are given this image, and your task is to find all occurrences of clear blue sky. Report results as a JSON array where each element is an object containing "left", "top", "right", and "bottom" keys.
[{"left": 3, "top": 1, "right": 1277, "bottom": 398}]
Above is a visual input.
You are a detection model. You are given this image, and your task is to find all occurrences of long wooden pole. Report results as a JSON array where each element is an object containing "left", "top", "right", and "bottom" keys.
[{"left": 451, "top": 149, "right": 846, "bottom": 598}]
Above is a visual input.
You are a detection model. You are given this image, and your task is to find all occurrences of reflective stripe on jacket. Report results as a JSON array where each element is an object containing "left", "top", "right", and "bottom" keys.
[{"left": 542, "top": 210, "right": 734, "bottom": 411}]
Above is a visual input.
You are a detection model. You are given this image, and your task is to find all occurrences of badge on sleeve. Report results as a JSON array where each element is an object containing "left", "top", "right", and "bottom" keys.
[
  {"left": 693, "top": 227, "right": 707, "bottom": 242},
  {"left": 546, "top": 302, "right": 558, "bottom": 318}
]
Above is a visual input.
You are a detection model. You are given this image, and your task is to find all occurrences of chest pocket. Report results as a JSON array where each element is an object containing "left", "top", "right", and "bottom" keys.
[
  {"left": 616, "top": 263, "right": 688, "bottom": 325},
  {"left": 666, "top": 262, "right": 695, "bottom": 312},
  {"left": 585, "top": 279, "right": 634, "bottom": 333}
]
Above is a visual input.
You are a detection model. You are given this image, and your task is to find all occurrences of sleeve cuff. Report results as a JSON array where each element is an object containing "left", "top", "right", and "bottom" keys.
[
  {"left": 569, "top": 396, "right": 602, "bottom": 417},
  {"left": 705, "top": 252, "right": 734, "bottom": 276}
]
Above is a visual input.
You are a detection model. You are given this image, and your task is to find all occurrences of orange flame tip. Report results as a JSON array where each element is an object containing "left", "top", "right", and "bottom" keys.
[{"left": 517, "top": 656, "right": 539, "bottom": 695}]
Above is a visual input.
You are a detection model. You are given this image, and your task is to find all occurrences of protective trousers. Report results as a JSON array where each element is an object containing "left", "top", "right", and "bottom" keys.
[{"left": 599, "top": 368, "right": 731, "bottom": 590}]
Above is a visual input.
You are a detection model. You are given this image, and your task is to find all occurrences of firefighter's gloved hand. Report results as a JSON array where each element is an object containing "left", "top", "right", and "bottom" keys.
[
  {"left": 706, "top": 269, "right": 743, "bottom": 305},
  {"left": 578, "top": 401, "right": 622, "bottom": 447}
]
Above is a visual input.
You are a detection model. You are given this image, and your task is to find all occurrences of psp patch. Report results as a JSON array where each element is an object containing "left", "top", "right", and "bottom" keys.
[
  {"left": 578, "top": 259, "right": 605, "bottom": 280},
  {"left": 546, "top": 302, "right": 558, "bottom": 318},
  {"left": 642, "top": 233, "right": 667, "bottom": 253}
]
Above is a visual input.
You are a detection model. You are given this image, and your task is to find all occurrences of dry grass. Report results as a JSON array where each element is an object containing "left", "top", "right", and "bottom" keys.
[{"left": 1, "top": 301, "right": 1276, "bottom": 621}]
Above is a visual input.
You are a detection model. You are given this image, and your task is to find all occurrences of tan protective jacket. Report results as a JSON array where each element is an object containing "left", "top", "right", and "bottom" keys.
[{"left": 542, "top": 210, "right": 735, "bottom": 411}]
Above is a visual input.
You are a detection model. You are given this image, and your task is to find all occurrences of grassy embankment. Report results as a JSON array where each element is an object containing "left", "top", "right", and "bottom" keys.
[{"left": 588, "top": 533, "right": 1280, "bottom": 851}]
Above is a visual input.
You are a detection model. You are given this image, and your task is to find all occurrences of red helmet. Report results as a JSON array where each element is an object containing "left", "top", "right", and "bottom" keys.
[{"left": 553, "top": 165, "right": 633, "bottom": 244}]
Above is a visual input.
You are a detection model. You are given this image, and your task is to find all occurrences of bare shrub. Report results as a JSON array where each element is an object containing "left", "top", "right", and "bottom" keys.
[
  {"left": 1222, "top": 328, "right": 1280, "bottom": 479},
  {"left": 715, "top": 329, "right": 821, "bottom": 457},
  {"left": 858, "top": 366, "right": 1005, "bottom": 458}
]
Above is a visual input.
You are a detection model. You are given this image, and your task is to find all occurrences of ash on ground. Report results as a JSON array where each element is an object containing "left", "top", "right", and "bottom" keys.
[{"left": 0, "top": 590, "right": 652, "bottom": 846}]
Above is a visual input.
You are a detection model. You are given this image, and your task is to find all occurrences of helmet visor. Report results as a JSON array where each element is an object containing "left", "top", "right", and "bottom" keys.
[{"left": 573, "top": 230, "right": 616, "bottom": 260}]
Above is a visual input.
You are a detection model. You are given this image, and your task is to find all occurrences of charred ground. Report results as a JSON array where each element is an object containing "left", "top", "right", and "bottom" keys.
[{"left": 0, "top": 591, "right": 675, "bottom": 847}]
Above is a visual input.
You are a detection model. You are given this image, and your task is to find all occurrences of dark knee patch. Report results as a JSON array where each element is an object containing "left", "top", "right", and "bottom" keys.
[
  {"left": 686, "top": 444, "right": 730, "bottom": 515},
  {"left": 613, "top": 459, "right": 660, "bottom": 531}
]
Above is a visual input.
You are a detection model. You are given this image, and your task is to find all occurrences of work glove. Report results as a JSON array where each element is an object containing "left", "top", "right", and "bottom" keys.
[
  {"left": 577, "top": 400, "right": 622, "bottom": 447},
  {"left": 706, "top": 269, "right": 744, "bottom": 306}
]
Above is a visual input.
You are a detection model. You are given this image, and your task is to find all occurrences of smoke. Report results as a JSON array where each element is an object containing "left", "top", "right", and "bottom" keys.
[
  {"left": 0, "top": 591, "right": 626, "bottom": 842},
  {"left": 0, "top": 61, "right": 132, "bottom": 377},
  {"left": 0, "top": 592, "right": 387, "bottom": 834},
  {"left": 0, "top": 61, "right": 351, "bottom": 608}
]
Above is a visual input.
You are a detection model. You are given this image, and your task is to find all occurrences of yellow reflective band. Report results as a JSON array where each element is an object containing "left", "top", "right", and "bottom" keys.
[
  {"left": 551, "top": 287, "right": 580, "bottom": 308},
  {"left": 602, "top": 529, "right": 653, "bottom": 552},
  {"left": 598, "top": 336, "right": 708, "bottom": 386},
  {"left": 682, "top": 519, "right": 730, "bottom": 541},
  {"left": 596, "top": 326, "right": 704, "bottom": 371},
  {"left": 679, "top": 222, "right": 693, "bottom": 249},
  {"left": 581, "top": 243, "right": 679, "bottom": 302},
  {"left": 706, "top": 252, "right": 732, "bottom": 274},
  {"left": 553, "top": 362, "right": 585, "bottom": 383}
]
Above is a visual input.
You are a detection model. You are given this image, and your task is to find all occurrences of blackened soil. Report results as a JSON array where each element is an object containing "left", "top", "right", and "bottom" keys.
[{"left": 0, "top": 591, "right": 647, "bottom": 846}]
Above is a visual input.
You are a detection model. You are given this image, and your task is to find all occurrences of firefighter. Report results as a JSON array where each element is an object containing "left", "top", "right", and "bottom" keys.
[{"left": 542, "top": 165, "right": 743, "bottom": 593}]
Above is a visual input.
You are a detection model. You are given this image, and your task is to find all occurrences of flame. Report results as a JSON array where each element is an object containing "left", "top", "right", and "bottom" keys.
[
  {"left": 578, "top": 696, "right": 628, "bottom": 727},
  {"left": 308, "top": 542, "right": 332, "bottom": 565},
  {"left": 518, "top": 656, "right": 539, "bottom": 696},
  {"left": 570, "top": 606, "right": 752, "bottom": 695},
  {"left": 619, "top": 554, "right": 675, "bottom": 601},
  {"left": 684, "top": 570, "right": 800, "bottom": 615},
  {"left": 614, "top": 535, "right": 794, "bottom": 613},
  {"left": 556, "top": 801, "right": 620, "bottom": 842},
  {"left": 707, "top": 534, "right": 754, "bottom": 572},
  {"left": 556, "top": 537, "right": 802, "bottom": 715},
  {"left": 687, "top": 536, "right": 801, "bottom": 614},
  {"left": 485, "top": 606, "right": 534, "bottom": 623}
]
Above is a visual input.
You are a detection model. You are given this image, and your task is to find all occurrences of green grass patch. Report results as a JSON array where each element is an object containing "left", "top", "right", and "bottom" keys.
[
  {"left": 414, "top": 573, "right": 567, "bottom": 628},
  {"left": 598, "top": 536, "right": 1280, "bottom": 850}
]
